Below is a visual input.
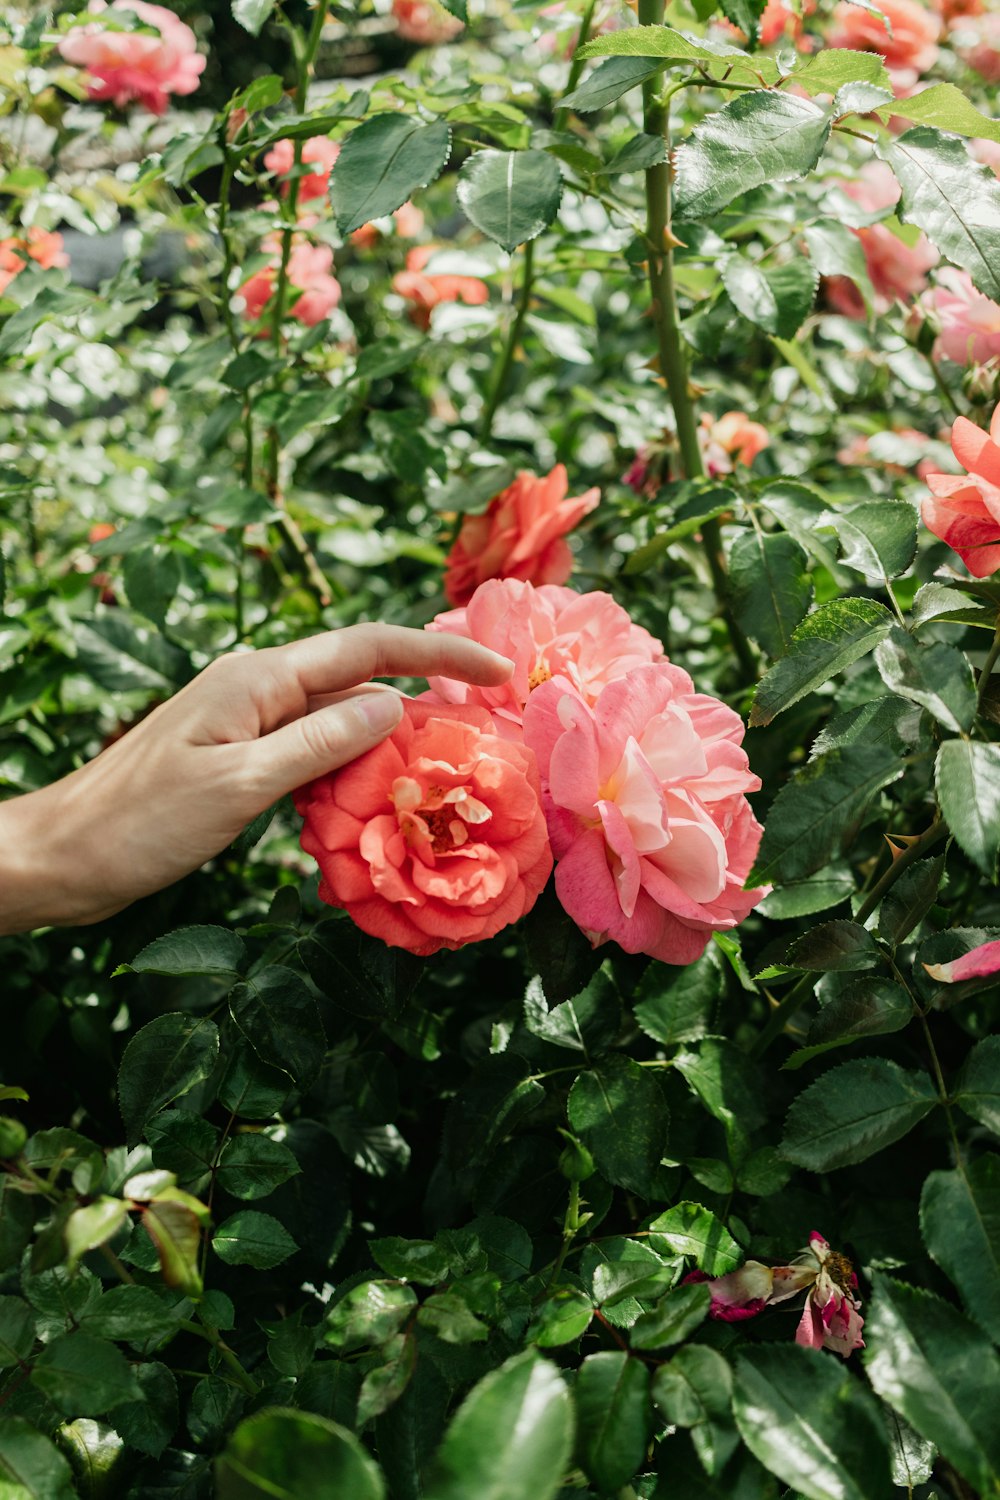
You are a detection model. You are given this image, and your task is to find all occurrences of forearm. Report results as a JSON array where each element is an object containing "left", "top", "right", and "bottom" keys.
[{"left": 0, "top": 781, "right": 114, "bottom": 936}]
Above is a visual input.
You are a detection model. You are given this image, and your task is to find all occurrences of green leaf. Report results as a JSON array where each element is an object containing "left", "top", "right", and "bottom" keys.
[
  {"left": 747, "top": 746, "right": 903, "bottom": 886},
  {"left": 633, "top": 951, "right": 723, "bottom": 1046},
  {"left": 417, "top": 1291, "right": 489, "bottom": 1345},
  {"left": 529, "top": 1288, "right": 593, "bottom": 1348},
  {"left": 733, "top": 1345, "right": 894, "bottom": 1500},
  {"left": 217, "top": 1409, "right": 384, "bottom": 1500},
  {"left": 567, "top": 1055, "right": 669, "bottom": 1195},
  {"left": 79, "top": 1285, "right": 180, "bottom": 1346},
  {"left": 31, "top": 1331, "right": 140, "bottom": 1415},
  {"left": 782, "top": 1058, "right": 938, "bottom": 1171},
  {"left": 301, "top": 920, "right": 424, "bottom": 1021},
  {"left": 722, "top": 258, "right": 819, "bottom": 341},
  {"left": 124, "top": 925, "right": 246, "bottom": 978},
  {"left": 428, "top": 463, "right": 516, "bottom": 516},
  {"left": 0, "top": 1295, "right": 34, "bottom": 1368},
  {"left": 727, "top": 531, "right": 812, "bottom": 657},
  {"left": 674, "top": 92, "right": 831, "bottom": 220},
  {"left": 834, "top": 501, "right": 918, "bottom": 581},
  {"left": 357, "top": 1335, "right": 418, "bottom": 1424},
  {"left": 75, "top": 611, "right": 190, "bottom": 694},
  {"left": 325, "top": 1282, "right": 418, "bottom": 1354},
  {"left": 935, "top": 740, "right": 1000, "bottom": 877},
  {"left": 652, "top": 1346, "right": 737, "bottom": 1476},
  {"left": 864, "top": 1276, "right": 1000, "bottom": 1497},
  {"left": 591, "top": 1259, "right": 676, "bottom": 1307},
  {"left": 214, "top": 1134, "right": 301, "bottom": 1201},
  {"left": 954, "top": 1036, "right": 1000, "bottom": 1133},
  {"left": 231, "top": 0, "right": 276, "bottom": 35},
  {"left": 561, "top": 56, "right": 662, "bottom": 113},
  {"left": 523, "top": 968, "right": 621, "bottom": 1056},
  {"left": 874, "top": 629, "right": 976, "bottom": 733},
  {"left": 879, "top": 127, "right": 1000, "bottom": 302},
  {"left": 331, "top": 115, "right": 451, "bottom": 236},
  {"left": 803, "top": 219, "right": 872, "bottom": 309},
  {"left": 140, "top": 1198, "right": 205, "bottom": 1296},
  {"left": 113, "top": 1361, "right": 179, "bottom": 1459},
  {"left": 229, "top": 966, "right": 326, "bottom": 1089},
  {"left": 673, "top": 1038, "right": 765, "bottom": 1153},
  {"left": 423, "top": 1351, "right": 573, "bottom": 1500},
  {"left": 784, "top": 920, "right": 879, "bottom": 973},
  {"left": 122, "top": 545, "right": 182, "bottom": 630},
  {"left": 749, "top": 598, "right": 895, "bottom": 727},
  {"left": 65, "top": 1197, "right": 129, "bottom": 1269},
  {"left": 577, "top": 25, "right": 746, "bottom": 61},
  {"left": 0, "top": 1418, "right": 76, "bottom": 1500},
  {"left": 118, "top": 1014, "right": 220, "bottom": 1147},
  {"left": 647, "top": 1202, "right": 742, "bottom": 1276},
  {"left": 876, "top": 855, "right": 945, "bottom": 948},
  {"left": 630, "top": 1281, "right": 711, "bottom": 1350},
  {"left": 457, "top": 149, "right": 563, "bottom": 253},
  {"left": 877, "top": 83, "right": 1000, "bottom": 146},
  {"left": 921, "top": 1155, "right": 1000, "bottom": 1344},
  {"left": 575, "top": 1352, "right": 651, "bottom": 1494},
  {"left": 786, "top": 47, "right": 892, "bottom": 96},
  {"left": 785, "top": 979, "right": 912, "bottom": 1070},
  {"left": 758, "top": 864, "right": 855, "bottom": 920},
  {"left": 213, "top": 1210, "right": 298, "bottom": 1270}
]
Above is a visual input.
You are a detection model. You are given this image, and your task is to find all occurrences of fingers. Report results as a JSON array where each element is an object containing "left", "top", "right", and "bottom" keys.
[
  {"left": 278, "top": 623, "right": 513, "bottom": 698},
  {"left": 243, "top": 688, "right": 405, "bottom": 805}
]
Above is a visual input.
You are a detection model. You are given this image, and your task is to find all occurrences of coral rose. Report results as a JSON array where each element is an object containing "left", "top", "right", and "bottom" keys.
[
  {"left": 392, "top": 245, "right": 489, "bottom": 330},
  {"left": 698, "top": 410, "right": 770, "bottom": 476},
  {"left": 952, "top": 13, "right": 1000, "bottom": 80},
  {"left": 393, "top": 0, "right": 464, "bottom": 44},
  {"left": 239, "top": 241, "right": 341, "bottom": 327},
  {"left": 264, "top": 136, "right": 341, "bottom": 202},
  {"left": 443, "top": 466, "right": 599, "bottom": 607},
  {"left": 58, "top": 0, "right": 205, "bottom": 115},
  {"left": 294, "top": 699, "right": 552, "bottom": 956},
  {"left": 351, "top": 201, "right": 425, "bottom": 249},
  {"left": 827, "top": 0, "right": 939, "bottom": 83},
  {"left": 922, "top": 400, "right": 1000, "bottom": 576},
  {"left": 425, "top": 578, "right": 665, "bottom": 739},
  {"left": 925, "top": 267, "right": 1000, "bottom": 366},
  {"left": 0, "top": 228, "right": 69, "bottom": 296},
  {"left": 522, "top": 664, "right": 766, "bottom": 964},
  {"left": 824, "top": 161, "right": 938, "bottom": 318}
]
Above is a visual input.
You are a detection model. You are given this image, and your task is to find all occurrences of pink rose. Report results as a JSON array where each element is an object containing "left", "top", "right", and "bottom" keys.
[
  {"left": 925, "top": 267, "right": 1000, "bottom": 366},
  {"left": 825, "top": 161, "right": 938, "bottom": 318},
  {"left": 971, "top": 137, "right": 1000, "bottom": 177},
  {"left": 953, "top": 12, "right": 1000, "bottom": 80},
  {"left": 58, "top": 0, "right": 205, "bottom": 115},
  {"left": 699, "top": 411, "right": 770, "bottom": 476},
  {"left": 351, "top": 201, "right": 425, "bottom": 249},
  {"left": 827, "top": 0, "right": 940, "bottom": 75},
  {"left": 522, "top": 664, "right": 766, "bottom": 964},
  {"left": 924, "top": 936, "right": 1000, "bottom": 982},
  {"left": 425, "top": 578, "right": 665, "bottom": 739},
  {"left": 836, "top": 426, "right": 940, "bottom": 481},
  {"left": 0, "top": 228, "right": 69, "bottom": 296},
  {"left": 294, "top": 699, "right": 552, "bottom": 957},
  {"left": 238, "top": 240, "right": 341, "bottom": 327},
  {"left": 264, "top": 136, "right": 341, "bottom": 203},
  {"left": 442, "top": 466, "right": 599, "bottom": 607},
  {"left": 392, "top": 0, "right": 464, "bottom": 44},
  {"left": 922, "top": 400, "right": 1000, "bottom": 576},
  {"left": 391, "top": 244, "right": 489, "bottom": 330}
]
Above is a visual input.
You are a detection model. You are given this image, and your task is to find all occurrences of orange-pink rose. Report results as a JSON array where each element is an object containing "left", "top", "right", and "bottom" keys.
[
  {"left": 0, "top": 228, "right": 69, "bottom": 296},
  {"left": 922, "top": 400, "right": 1000, "bottom": 576},
  {"left": 426, "top": 578, "right": 665, "bottom": 739},
  {"left": 264, "top": 136, "right": 341, "bottom": 203},
  {"left": 924, "top": 267, "right": 1000, "bottom": 366},
  {"left": 58, "top": 0, "right": 205, "bottom": 115},
  {"left": 351, "top": 201, "right": 425, "bottom": 249},
  {"left": 392, "top": 0, "right": 464, "bottom": 44},
  {"left": 443, "top": 466, "right": 599, "bottom": 607},
  {"left": 952, "top": 12, "right": 1000, "bottom": 81},
  {"left": 392, "top": 245, "right": 489, "bottom": 330},
  {"left": 698, "top": 411, "right": 770, "bottom": 476},
  {"left": 827, "top": 0, "right": 940, "bottom": 78},
  {"left": 238, "top": 240, "right": 341, "bottom": 327},
  {"left": 294, "top": 699, "right": 552, "bottom": 956},
  {"left": 824, "top": 161, "right": 938, "bottom": 318}
]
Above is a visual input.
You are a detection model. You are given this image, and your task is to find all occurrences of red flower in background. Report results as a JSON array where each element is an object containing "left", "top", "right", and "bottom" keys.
[
  {"left": 0, "top": 228, "right": 69, "bottom": 295},
  {"left": 58, "top": 0, "right": 205, "bottom": 114},
  {"left": 922, "top": 400, "right": 1000, "bottom": 576},
  {"left": 392, "top": 245, "right": 489, "bottom": 330},
  {"left": 264, "top": 136, "right": 341, "bottom": 202},
  {"left": 824, "top": 161, "right": 938, "bottom": 319},
  {"left": 827, "top": 0, "right": 940, "bottom": 85},
  {"left": 392, "top": 0, "right": 464, "bottom": 44},
  {"left": 238, "top": 240, "right": 341, "bottom": 327}
]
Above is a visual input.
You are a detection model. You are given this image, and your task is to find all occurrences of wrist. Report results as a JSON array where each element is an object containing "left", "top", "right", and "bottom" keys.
[{"left": 0, "top": 780, "right": 116, "bottom": 936}]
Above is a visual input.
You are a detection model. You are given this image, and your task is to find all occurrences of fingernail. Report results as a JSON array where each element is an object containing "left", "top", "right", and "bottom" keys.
[{"left": 357, "top": 693, "right": 403, "bottom": 733}]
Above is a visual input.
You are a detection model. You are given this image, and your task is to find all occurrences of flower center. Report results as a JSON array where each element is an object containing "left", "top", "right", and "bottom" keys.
[
  {"left": 391, "top": 775, "right": 491, "bottom": 856},
  {"left": 528, "top": 660, "right": 552, "bottom": 691},
  {"left": 826, "top": 1250, "right": 855, "bottom": 1291}
]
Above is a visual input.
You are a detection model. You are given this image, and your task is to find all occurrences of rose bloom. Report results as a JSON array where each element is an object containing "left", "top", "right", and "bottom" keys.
[
  {"left": 57, "top": 0, "right": 205, "bottom": 115},
  {"left": 351, "top": 201, "right": 425, "bottom": 249},
  {"left": 426, "top": 578, "right": 665, "bottom": 739},
  {"left": 698, "top": 411, "right": 770, "bottom": 477},
  {"left": 836, "top": 426, "right": 939, "bottom": 482},
  {"left": 827, "top": 0, "right": 939, "bottom": 76},
  {"left": 392, "top": 245, "right": 489, "bottom": 331},
  {"left": 393, "top": 0, "right": 464, "bottom": 44},
  {"left": 722, "top": 0, "right": 816, "bottom": 48},
  {"left": 953, "top": 12, "right": 1000, "bottom": 81},
  {"left": 239, "top": 241, "right": 341, "bottom": 327},
  {"left": 925, "top": 267, "right": 1000, "bottom": 366},
  {"left": 522, "top": 663, "right": 766, "bottom": 964},
  {"left": 443, "top": 465, "right": 599, "bottom": 607},
  {"left": 922, "top": 399, "right": 1000, "bottom": 576},
  {"left": 294, "top": 699, "right": 552, "bottom": 957},
  {"left": 971, "top": 137, "right": 1000, "bottom": 177},
  {"left": 688, "top": 1232, "right": 865, "bottom": 1357},
  {"left": 824, "top": 161, "right": 938, "bottom": 319},
  {"left": 925, "top": 935, "right": 1000, "bottom": 983},
  {"left": 931, "top": 0, "right": 982, "bottom": 18},
  {"left": 0, "top": 228, "right": 69, "bottom": 296},
  {"left": 264, "top": 136, "right": 340, "bottom": 203}
]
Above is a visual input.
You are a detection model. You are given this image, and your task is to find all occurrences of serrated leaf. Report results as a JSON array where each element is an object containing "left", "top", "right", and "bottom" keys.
[
  {"left": 529, "top": 1288, "right": 593, "bottom": 1348},
  {"left": 675, "top": 92, "right": 831, "bottom": 220},
  {"left": 457, "top": 149, "right": 562, "bottom": 252},
  {"left": 217, "top": 1408, "right": 385, "bottom": 1500},
  {"left": 126, "top": 925, "right": 246, "bottom": 978},
  {"left": 877, "top": 856, "right": 945, "bottom": 947},
  {"left": 647, "top": 1202, "right": 742, "bottom": 1276},
  {"left": 877, "top": 83, "right": 1000, "bottom": 146},
  {"left": 749, "top": 597, "right": 895, "bottom": 727},
  {"left": 118, "top": 1014, "right": 220, "bottom": 1147},
  {"left": 213, "top": 1210, "right": 298, "bottom": 1270},
  {"left": 575, "top": 1352, "right": 651, "bottom": 1494},
  {"left": 630, "top": 1281, "right": 711, "bottom": 1350},
  {"left": 758, "top": 864, "right": 855, "bottom": 920},
  {"left": 874, "top": 629, "right": 976, "bottom": 733},
  {"left": 921, "top": 1155, "right": 1000, "bottom": 1344},
  {"left": 785, "top": 979, "right": 912, "bottom": 1070},
  {"left": 954, "top": 1035, "right": 1000, "bottom": 1133},
  {"left": 231, "top": 0, "right": 276, "bottom": 36},
  {"left": 833, "top": 501, "right": 918, "bottom": 581},
  {"left": 784, "top": 920, "right": 879, "bottom": 973},
  {"left": 936, "top": 740, "right": 1000, "bottom": 877},
  {"left": 786, "top": 48, "right": 892, "bottom": 96},
  {"left": 782, "top": 1058, "right": 938, "bottom": 1171},
  {"left": 331, "top": 115, "right": 451, "bottom": 236},
  {"left": 230, "top": 966, "right": 326, "bottom": 1090},
  {"left": 633, "top": 951, "right": 723, "bottom": 1046},
  {"left": 31, "top": 1332, "right": 140, "bottom": 1415},
  {"left": 561, "top": 56, "right": 663, "bottom": 113},
  {"left": 215, "top": 1134, "right": 300, "bottom": 1201},
  {"left": 722, "top": 257, "right": 819, "bottom": 340},
  {"left": 727, "top": 530, "right": 812, "bottom": 657},
  {"left": 567, "top": 1055, "right": 669, "bottom": 1195},
  {"left": 0, "top": 1418, "right": 76, "bottom": 1500}
]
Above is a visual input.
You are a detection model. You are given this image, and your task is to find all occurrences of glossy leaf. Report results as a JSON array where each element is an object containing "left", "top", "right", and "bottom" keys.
[
  {"left": 229, "top": 966, "right": 326, "bottom": 1089},
  {"left": 217, "top": 1408, "right": 385, "bottom": 1500},
  {"left": 332, "top": 115, "right": 451, "bottom": 236},
  {"left": 575, "top": 1352, "right": 651, "bottom": 1493},
  {"left": 782, "top": 1059, "right": 938, "bottom": 1171},
  {"left": 124, "top": 925, "right": 245, "bottom": 977},
  {"left": 31, "top": 1332, "right": 140, "bottom": 1415},
  {"left": 647, "top": 1202, "right": 742, "bottom": 1276},
  {"left": 118, "top": 1015, "right": 220, "bottom": 1147},
  {"left": 213, "top": 1210, "right": 298, "bottom": 1269},
  {"left": 561, "top": 56, "right": 662, "bottom": 112},
  {"left": 749, "top": 598, "right": 895, "bottom": 727},
  {"left": 457, "top": 149, "right": 563, "bottom": 253},
  {"left": 675, "top": 93, "right": 831, "bottom": 220},
  {"left": 935, "top": 740, "right": 1000, "bottom": 876},
  {"left": 567, "top": 1055, "right": 669, "bottom": 1195},
  {"left": 0, "top": 1418, "right": 76, "bottom": 1500},
  {"left": 727, "top": 531, "right": 812, "bottom": 658},
  {"left": 785, "top": 979, "right": 912, "bottom": 1070},
  {"left": 954, "top": 1035, "right": 1000, "bottom": 1133},
  {"left": 630, "top": 1281, "right": 711, "bottom": 1350},
  {"left": 875, "top": 629, "right": 976, "bottom": 733},
  {"left": 920, "top": 1154, "right": 1000, "bottom": 1343},
  {"left": 633, "top": 951, "right": 722, "bottom": 1046},
  {"left": 783, "top": 920, "right": 879, "bottom": 973}
]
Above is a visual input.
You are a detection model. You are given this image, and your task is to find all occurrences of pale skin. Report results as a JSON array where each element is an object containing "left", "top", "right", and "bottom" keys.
[{"left": 0, "top": 624, "right": 513, "bottom": 936}]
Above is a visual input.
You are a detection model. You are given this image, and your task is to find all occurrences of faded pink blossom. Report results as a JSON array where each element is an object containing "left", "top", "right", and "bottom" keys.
[
  {"left": 827, "top": 0, "right": 940, "bottom": 76},
  {"left": 264, "top": 136, "right": 341, "bottom": 203},
  {"left": 425, "top": 578, "right": 665, "bottom": 740},
  {"left": 921, "top": 399, "right": 1000, "bottom": 576},
  {"left": 825, "top": 161, "right": 938, "bottom": 318},
  {"left": 443, "top": 466, "right": 599, "bottom": 607},
  {"left": 926, "top": 268, "right": 1000, "bottom": 366},
  {"left": 393, "top": 0, "right": 464, "bottom": 44},
  {"left": 238, "top": 240, "right": 341, "bottom": 327},
  {"left": 58, "top": 0, "right": 205, "bottom": 115},
  {"left": 924, "top": 936, "right": 1000, "bottom": 982},
  {"left": 953, "top": 12, "right": 1000, "bottom": 80},
  {"left": 699, "top": 411, "right": 770, "bottom": 477},
  {"left": 521, "top": 664, "right": 765, "bottom": 964},
  {"left": 837, "top": 426, "right": 940, "bottom": 481}
]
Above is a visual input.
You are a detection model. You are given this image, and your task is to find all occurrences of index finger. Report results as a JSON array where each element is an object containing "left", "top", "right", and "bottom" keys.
[{"left": 274, "top": 622, "right": 513, "bottom": 698}]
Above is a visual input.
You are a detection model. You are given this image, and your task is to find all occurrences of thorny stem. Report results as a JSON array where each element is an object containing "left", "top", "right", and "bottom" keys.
[
  {"left": 552, "top": 0, "right": 599, "bottom": 134},
  {"left": 480, "top": 238, "right": 536, "bottom": 443}
]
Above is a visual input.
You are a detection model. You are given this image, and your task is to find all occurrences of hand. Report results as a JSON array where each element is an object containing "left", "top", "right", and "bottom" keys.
[{"left": 0, "top": 624, "right": 512, "bottom": 934}]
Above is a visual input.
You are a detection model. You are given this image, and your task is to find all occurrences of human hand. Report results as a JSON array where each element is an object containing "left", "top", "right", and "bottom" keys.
[{"left": 0, "top": 625, "right": 512, "bottom": 934}]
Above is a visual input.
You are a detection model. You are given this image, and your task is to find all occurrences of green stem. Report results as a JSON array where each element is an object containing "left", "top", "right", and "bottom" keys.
[
  {"left": 480, "top": 237, "right": 535, "bottom": 442},
  {"left": 977, "top": 620, "right": 1000, "bottom": 714},
  {"left": 178, "top": 1317, "right": 261, "bottom": 1397},
  {"left": 548, "top": 1179, "right": 582, "bottom": 1288},
  {"left": 918, "top": 1012, "right": 963, "bottom": 1165},
  {"left": 553, "top": 0, "right": 599, "bottom": 133},
  {"left": 751, "top": 818, "right": 948, "bottom": 1057}
]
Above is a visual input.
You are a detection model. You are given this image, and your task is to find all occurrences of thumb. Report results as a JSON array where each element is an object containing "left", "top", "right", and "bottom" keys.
[{"left": 247, "top": 689, "right": 404, "bottom": 802}]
